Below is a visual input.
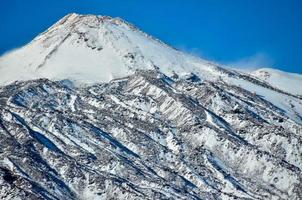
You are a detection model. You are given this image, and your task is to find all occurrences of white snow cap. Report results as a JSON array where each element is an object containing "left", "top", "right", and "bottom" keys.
[{"left": 0, "top": 13, "right": 219, "bottom": 86}]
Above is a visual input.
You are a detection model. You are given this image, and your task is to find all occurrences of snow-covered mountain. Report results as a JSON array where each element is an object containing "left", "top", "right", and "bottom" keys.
[{"left": 0, "top": 13, "right": 302, "bottom": 200}]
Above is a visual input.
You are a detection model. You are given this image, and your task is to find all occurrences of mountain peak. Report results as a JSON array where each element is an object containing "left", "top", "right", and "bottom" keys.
[
  {"left": 38, "top": 13, "right": 116, "bottom": 40},
  {"left": 47, "top": 13, "right": 133, "bottom": 33},
  {"left": 0, "top": 13, "right": 215, "bottom": 86}
]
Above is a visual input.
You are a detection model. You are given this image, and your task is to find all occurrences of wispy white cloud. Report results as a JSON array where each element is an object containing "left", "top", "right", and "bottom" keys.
[
  {"left": 177, "top": 45, "right": 274, "bottom": 72},
  {"left": 226, "top": 52, "right": 274, "bottom": 71},
  {"left": 175, "top": 45, "right": 206, "bottom": 58}
]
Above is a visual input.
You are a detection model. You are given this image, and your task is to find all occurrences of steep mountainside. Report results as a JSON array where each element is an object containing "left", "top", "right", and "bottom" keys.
[
  {"left": 0, "top": 14, "right": 302, "bottom": 200},
  {"left": 1, "top": 71, "right": 302, "bottom": 199}
]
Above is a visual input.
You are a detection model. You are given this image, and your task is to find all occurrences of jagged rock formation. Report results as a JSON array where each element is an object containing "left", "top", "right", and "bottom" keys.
[
  {"left": 1, "top": 70, "right": 301, "bottom": 199},
  {"left": 0, "top": 14, "right": 301, "bottom": 200}
]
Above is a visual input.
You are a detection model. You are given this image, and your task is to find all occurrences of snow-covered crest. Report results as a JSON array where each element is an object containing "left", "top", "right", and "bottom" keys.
[{"left": 0, "top": 13, "right": 220, "bottom": 86}]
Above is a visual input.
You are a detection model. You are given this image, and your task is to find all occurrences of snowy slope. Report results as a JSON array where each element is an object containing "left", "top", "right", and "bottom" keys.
[
  {"left": 250, "top": 68, "right": 302, "bottom": 96},
  {"left": 0, "top": 13, "right": 220, "bottom": 85}
]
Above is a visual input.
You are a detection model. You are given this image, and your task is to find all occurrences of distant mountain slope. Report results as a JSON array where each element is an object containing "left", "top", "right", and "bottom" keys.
[{"left": 250, "top": 68, "right": 302, "bottom": 96}]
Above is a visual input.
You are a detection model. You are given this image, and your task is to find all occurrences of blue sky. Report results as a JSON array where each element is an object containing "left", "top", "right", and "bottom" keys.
[{"left": 0, "top": 0, "right": 301, "bottom": 73}]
